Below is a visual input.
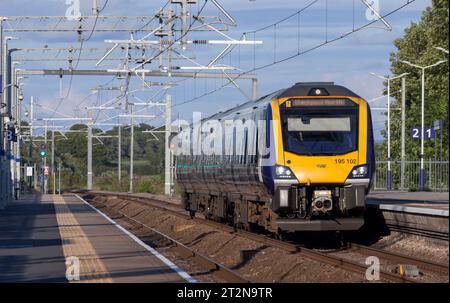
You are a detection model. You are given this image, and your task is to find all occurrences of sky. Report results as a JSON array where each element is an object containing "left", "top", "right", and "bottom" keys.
[{"left": 0, "top": 0, "right": 432, "bottom": 141}]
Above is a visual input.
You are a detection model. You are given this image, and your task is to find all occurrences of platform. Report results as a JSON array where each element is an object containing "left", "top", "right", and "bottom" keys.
[
  {"left": 366, "top": 191, "right": 449, "bottom": 239},
  {"left": 367, "top": 191, "right": 449, "bottom": 217},
  {"left": 0, "top": 194, "right": 195, "bottom": 283}
]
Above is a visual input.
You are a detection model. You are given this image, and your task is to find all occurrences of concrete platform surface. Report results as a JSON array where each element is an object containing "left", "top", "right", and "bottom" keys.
[
  {"left": 367, "top": 191, "right": 449, "bottom": 217},
  {"left": 0, "top": 194, "right": 194, "bottom": 283},
  {"left": 0, "top": 195, "right": 66, "bottom": 282}
]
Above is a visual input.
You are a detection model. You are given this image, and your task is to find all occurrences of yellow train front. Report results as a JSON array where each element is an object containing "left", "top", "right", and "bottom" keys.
[{"left": 175, "top": 82, "right": 375, "bottom": 234}]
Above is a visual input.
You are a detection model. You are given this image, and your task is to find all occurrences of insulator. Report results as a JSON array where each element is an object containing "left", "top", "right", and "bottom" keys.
[{"left": 159, "top": 40, "right": 173, "bottom": 45}]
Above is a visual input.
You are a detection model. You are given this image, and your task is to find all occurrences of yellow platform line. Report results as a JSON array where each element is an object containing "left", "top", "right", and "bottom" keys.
[{"left": 53, "top": 195, "right": 113, "bottom": 283}]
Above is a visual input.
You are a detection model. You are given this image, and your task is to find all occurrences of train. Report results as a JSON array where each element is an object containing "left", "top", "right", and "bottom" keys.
[{"left": 174, "top": 82, "right": 375, "bottom": 235}]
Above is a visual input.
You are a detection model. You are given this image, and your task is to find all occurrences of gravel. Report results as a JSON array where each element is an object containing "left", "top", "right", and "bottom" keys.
[{"left": 88, "top": 195, "right": 378, "bottom": 283}]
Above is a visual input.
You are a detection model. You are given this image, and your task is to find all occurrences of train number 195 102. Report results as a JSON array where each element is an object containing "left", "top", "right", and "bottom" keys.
[{"left": 334, "top": 159, "right": 357, "bottom": 165}]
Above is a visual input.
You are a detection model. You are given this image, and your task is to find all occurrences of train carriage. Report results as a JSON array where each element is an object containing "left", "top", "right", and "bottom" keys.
[{"left": 175, "top": 82, "right": 375, "bottom": 234}]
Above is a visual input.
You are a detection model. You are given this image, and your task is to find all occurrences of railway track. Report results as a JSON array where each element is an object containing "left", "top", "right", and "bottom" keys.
[
  {"left": 346, "top": 243, "right": 448, "bottom": 275},
  {"left": 386, "top": 224, "right": 449, "bottom": 242},
  {"left": 88, "top": 197, "right": 249, "bottom": 283},
  {"left": 82, "top": 192, "right": 449, "bottom": 283}
]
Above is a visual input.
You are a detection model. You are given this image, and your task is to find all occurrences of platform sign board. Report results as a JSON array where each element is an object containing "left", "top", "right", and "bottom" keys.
[
  {"left": 7, "top": 127, "right": 17, "bottom": 142},
  {"left": 434, "top": 119, "right": 443, "bottom": 131},
  {"left": 410, "top": 127, "right": 436, "bottom": 139},
  {"left": 26, "top": 166, "right": 33, "bottom": 177},
  {"left": 44, "top": 166, "right": 50, "bottom": 177}
]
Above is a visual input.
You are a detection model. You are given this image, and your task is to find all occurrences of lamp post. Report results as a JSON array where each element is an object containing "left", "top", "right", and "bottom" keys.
[
  {"left": 0, "top": 83, "right": 19, "bottom": 96},
  {"left": 2, "top": 39, "right": 20, "bottom": 203},
  {"left": 11, "top": 62, "right": 22, "bottom": 199},
  {"left": 399, "top": 59, "right": 447, "bottom": 191},
  {"left": 434, "top": 47, "right": 448, "bottom": 164},
  {"left": 369, "top": 72, "right": 408, "bottom": 191}
]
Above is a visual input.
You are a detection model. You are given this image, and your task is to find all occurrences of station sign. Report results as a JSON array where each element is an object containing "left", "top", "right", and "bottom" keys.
[
  {"left": 7, "top": 127, "right": 17, "bottom": 142},
  {"left": 44, "top": 166, "right": 50, "bottom": 177},
  {"left": 26, "top": 166, "right": 33, "bottom": 177},
  {"left": 434, "top": 119, "right": 443, "bottom": 131},
  {"left": 410, "top": 127, "right": 436, "bottom": 139}
]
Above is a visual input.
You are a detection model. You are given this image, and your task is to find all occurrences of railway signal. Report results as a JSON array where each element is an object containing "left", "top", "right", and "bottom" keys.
[{"left": 39, "top": 143, "right": 47, "bottom": 158}]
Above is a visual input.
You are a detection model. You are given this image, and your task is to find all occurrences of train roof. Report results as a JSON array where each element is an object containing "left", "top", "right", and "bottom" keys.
[
  {"left": 275, "top": 82, "right": 361, "bottom": 99},
  {"left": 197, "top": 82, "right": 362, "bottom": 123}
]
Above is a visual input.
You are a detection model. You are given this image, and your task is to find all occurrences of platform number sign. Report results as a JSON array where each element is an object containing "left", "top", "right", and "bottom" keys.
[
  {"left": 410, "top": 127, "right": 436, "bottom": 139},
  {"left": 7, "top": 127, "right": 17, "bottom": 142}
]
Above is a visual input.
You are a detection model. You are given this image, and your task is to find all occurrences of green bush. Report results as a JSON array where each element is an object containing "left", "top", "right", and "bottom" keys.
[
  {"left": 134, "top": 174, "right": 164, "bottom": 194},
  {"left": 94, "top": 171, "right": 129, "bottom": 192}
]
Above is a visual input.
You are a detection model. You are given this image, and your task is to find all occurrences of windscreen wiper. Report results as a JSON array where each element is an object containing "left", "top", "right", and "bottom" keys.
[{"left": 299, "top": 141, "right": 314, "bottom": 156}]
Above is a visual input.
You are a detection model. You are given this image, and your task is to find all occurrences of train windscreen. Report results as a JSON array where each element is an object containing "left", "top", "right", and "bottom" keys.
[{"left": 280, "top": 107, "right": 358, "bottom": 156}]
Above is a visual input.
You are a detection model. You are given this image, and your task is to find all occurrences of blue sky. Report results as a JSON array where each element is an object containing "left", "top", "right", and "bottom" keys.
[{"left": 0, "top": 0, "right": 431, "bottom": 140}]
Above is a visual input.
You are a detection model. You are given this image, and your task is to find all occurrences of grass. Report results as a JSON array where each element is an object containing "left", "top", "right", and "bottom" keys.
[
  {"left": 55, "top": 166, "right": 179, "bottom": 196},
  {"left": 93, "top": 171, "right": 168, "bottom": 195}
]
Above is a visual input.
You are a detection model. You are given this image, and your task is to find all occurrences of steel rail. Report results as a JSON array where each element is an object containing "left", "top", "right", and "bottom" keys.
[
  {"left": 386, "top": 224, "right": 449, "bottom": 242},
  {"left": 92, "top": 198, "right": 249, "bottom": 283},
  {"left": 347, "top": 243, "right": 449, "bottom": 275},
  {"left": 82, "top": 191, "right": 420, "bottom": 283}
]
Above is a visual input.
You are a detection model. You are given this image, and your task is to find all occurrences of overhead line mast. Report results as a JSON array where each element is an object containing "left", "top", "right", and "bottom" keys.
[{"left": 1, "top": 1, "right": 416, "bottom": 199}]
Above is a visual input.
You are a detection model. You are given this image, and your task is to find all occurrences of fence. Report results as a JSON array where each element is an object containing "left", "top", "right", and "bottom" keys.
[{"left": 373, "top": 159, "right": 449, "bottom": 192}]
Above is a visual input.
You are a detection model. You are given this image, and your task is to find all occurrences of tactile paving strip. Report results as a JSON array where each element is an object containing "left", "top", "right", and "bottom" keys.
[{"left": 53, "top": 195, "right": 113, "bottom": 283}]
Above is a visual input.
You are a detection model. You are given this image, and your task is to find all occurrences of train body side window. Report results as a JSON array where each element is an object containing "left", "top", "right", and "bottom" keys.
[
  {"left": 223, "top": 120, "right": 233, "bottom": 160},
  {"left": 235, "top": 119, "right": 245, "bottom": 164},
  {"left": 265, "top": 107, "right": 271, "bottom": 149},
  {"left": 258, "top": 110, "right": 266, "bottom": 157},
  {"left": 243, "top": 128, "right": 248, "bottom": 164},
  {"left": 232, "top": 121, "right": 239, "bottom": 164},
  {"left": 247, "top": 112, "right": 258, "bottom": 164}
]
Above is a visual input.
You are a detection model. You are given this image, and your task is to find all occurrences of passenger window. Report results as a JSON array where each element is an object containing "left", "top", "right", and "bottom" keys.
[
  {"left": 243, "top": 128, "right": 248, "bottom": 164},
  {"left": 265, "top": 108, "right": 271, "bottom": 149},
  {"left": 258, "top": 111, "right": 266, "bottom": 155}
]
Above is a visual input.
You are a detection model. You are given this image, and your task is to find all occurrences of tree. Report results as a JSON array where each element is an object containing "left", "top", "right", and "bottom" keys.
[
  {"left": 45, "top": 122, "right": 165, "bottom": 189},
  {"left": 378, "top": 0, "right": 448, "bottom": 163}
]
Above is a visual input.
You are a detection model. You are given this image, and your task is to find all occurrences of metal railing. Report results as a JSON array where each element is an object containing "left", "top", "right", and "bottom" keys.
[{"left": 373, "top": 159, "right": 449, "bottom": 192}]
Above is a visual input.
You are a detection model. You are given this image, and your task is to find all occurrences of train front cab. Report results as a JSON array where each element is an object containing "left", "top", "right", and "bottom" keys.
[{"left": 265, "top": 94, "right": 375, "bottom": 232}]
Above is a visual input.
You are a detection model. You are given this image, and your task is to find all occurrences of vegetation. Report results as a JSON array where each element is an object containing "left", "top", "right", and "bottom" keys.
[
  {"left": 378, "top": 0, "right": 449, "bottom": 161},
  {"left": 22, "top": 123, "right": 166, "bottom": 193}
]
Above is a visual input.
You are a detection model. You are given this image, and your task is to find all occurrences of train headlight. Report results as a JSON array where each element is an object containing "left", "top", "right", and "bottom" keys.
[
  {"left": 275, "top": 165, "right": 296, "bottom": 179},
  {"left": 276, "top": 166, "right": 286, "bottom": 175},
  {"left": 349, "top": 165, "right": 368, "bottom": 178}
]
